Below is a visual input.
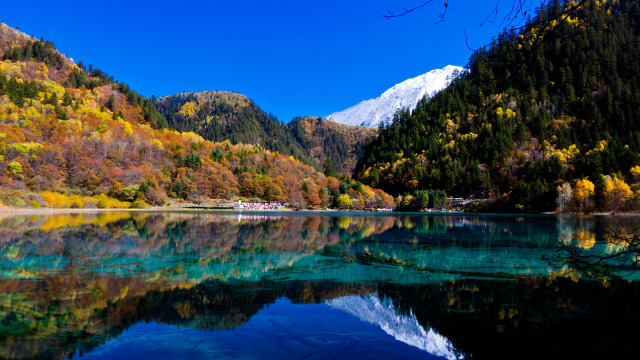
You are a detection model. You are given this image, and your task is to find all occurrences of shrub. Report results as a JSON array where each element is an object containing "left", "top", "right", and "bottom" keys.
[
  {"left": 94, "top": 194, "right": 131, "bottom": 209},
  {"left": 131, "top": 199, "right": 149, "bottom": 209},
  {"left": 41, "top": 191, "right": 72, "bottom": 208}
]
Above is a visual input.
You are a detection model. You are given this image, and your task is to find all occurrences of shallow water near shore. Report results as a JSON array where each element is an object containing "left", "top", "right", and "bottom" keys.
[{"left": 0, "top": 211, "right": 639, "bottom": 359}]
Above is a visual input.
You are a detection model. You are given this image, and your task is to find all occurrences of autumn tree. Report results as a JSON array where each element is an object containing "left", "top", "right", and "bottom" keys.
[{"left": 573, "top": 179, "right": 594, "bottom": 212}]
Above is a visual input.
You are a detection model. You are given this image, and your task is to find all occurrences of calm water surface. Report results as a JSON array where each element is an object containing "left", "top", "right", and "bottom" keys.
[{"left": 0, "top": 212, "right": 639, "bottom": 359}]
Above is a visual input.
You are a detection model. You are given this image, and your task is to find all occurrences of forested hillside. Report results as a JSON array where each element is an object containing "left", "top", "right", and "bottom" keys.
[
  {"left": 357, "top": 0, "right": 640, "bottom": 212},
  {"left": 288, "top": 116, "right": 376, "bottom": 175},
  {"left": 154, "top": 92, "right": 378, "bottom": 175},
  {"left": 153, "top": 91, "right": 313, "bottom": 165},
  {"left": 0, "top": 23, "right": 393, "bottom": 210}
]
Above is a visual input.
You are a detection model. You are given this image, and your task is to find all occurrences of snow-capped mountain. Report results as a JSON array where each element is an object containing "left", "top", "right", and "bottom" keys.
[
  {"left": 327, "top": 294, "right": 464, "bottom": 360},
  {"left": 326, "top": 65, "right": 465, "bottom": 127}
]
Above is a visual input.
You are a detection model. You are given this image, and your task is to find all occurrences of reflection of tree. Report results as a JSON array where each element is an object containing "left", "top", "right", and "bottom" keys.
[
  {"left": 546, "top": 225, "right": 640, "bottom": 276},
  {"left": 6, "top": 276, "right": 637, "bottom": 360},
  {"left": 2, "top": 213, "right": 640, "bottom": 359},
  {"left": 379, "top": 277, "right": 640, "bottom": 360},
  {"left": 0, "top": 213, "right": 398, "bottom": 360},
  {"left": 0, "top": 280, "right": 376, "bottom": 360}
]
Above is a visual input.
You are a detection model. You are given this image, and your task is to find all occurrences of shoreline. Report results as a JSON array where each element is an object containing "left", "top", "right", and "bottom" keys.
[{"left": 1, "top": 206, "right": 640, "bottom": 217}]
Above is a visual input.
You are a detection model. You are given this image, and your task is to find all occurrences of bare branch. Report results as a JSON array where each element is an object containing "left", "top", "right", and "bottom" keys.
[
  {"left": 383, "top": 1, "right": 437, "bottom": 19},
  {"left": 546, "top": 224, "right": 640, "bottom": 278}
]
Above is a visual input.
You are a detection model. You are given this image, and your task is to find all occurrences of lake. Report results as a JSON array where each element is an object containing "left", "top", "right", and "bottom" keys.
[{"left": 0, "top": 211, "right": 639, "bottom": 359}]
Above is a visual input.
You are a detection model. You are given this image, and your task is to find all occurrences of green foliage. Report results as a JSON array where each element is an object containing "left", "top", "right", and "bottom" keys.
[
  {"left": 106, "top": 94, "right": 116, "bottom": 111},
  {"left": 116, "top": 83, "right": 167, "bottom": 129},
  {"left": 592, "top": 174, "right": 606, "bottom": 212},
  {"left": 153, "top": 91, "right": 313, "bottom": 166},
  {"left": 184, "top": 151, "right": 201, "bottom": 169},
  {"left": 357, "top": 0, "right": 640, "bottom": 212},
  {"left": 61, "top": 91, "right": 73, "bottom": 106},
  {"left": 210, "top": 146, "right": 224, "bottom": 162},
  {"left": 3, "top": 39, "right": 65, "bottom": 68},
  {"left": 399, "top": 189, "right": 447, "bottom": 211},
  {"left": 6, "top": 161, "right": 23, "bottom": 180},
  {"left": 323, "top": 158, "right": 336, "bottom": 177},
  {"left": 121, "top": 185, "right": 139, "bottom": 202},
  {"left": 175, "top": 180, "right": 186, "bottom": 200},
  {"left": 65, "top": 65, "right": 167, "bottom": 129},
  {"left": 0, "top": 72, "right": 41, "bottom": 106},
  {"left": 336, "top": 194, "right": 353, "bottom": 209},
  {"left": 66, "top": 66, "right": 112, "bottom": 90}
]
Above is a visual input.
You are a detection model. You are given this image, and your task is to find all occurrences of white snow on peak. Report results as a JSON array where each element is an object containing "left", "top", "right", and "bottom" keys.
[
  {"left": 326, "top": 65, "right": 465, "bottom": 127},
  {"left": 326, "top": 294, "right": 464, "bottom": 360}
]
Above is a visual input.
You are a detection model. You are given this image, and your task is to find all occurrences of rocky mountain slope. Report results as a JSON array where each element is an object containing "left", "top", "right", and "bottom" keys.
[{"left": 326, "top": 65, "right": 464, "bottom": 127}]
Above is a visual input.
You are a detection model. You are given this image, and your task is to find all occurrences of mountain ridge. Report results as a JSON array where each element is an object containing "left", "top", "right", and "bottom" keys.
[
  {"left": 356, "top": 0, "right": 640, "bottom": 213},
  {"left": 0, "top": 23, "right": 394, "bottom": 210},
  {"left": 154, "top": 91, "right": 378, "bottom": 175},
  {"left": 327, "top": 65, "right": 465, "bottom": 127}
]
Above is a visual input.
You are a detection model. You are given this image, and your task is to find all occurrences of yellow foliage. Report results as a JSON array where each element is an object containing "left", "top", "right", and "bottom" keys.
[
  {"left": 123, "top": 121, "right": 133, "bottom": 135},
  {"left": 336, "top": 194, "right": 353, "bottom": 209},
  {"left": 40, "top": 81, "right": 66, "bottom": 98},
  {"left": 175, "top": 302, "right": 195, "bottom": 319},
  {"left": 93, "top": 194, "right": 131, "bottom": 209},
  {"left": 41, "top": 191, "right": 73, "bottom": 208},
  {"left": 605, "top": 176, "right": 632, "bottom": 208},
  {"left": 178, "top": 101, "right": 198, "bottom": 118},
  {"left": 336, "top": 216, "right": 353, "bottom": 229},
  {"left": 6, "top": 142, "right": 44, "bottom": 157},
  {"left": 445, "top": 140, "right": 456, "bottom": 151},
  {"left": 6, "top": 161, "right": 23, "bottom": 179},
  {"left": 543, "top": 142, "right": 580, "bottom": 164},
  {"left": 21, "top": 106, "right": 40, "bottom": 120},
  {"left": 182, "top": 131, "right": 205, "bottom": 144},
  {"left": 402, "top": 195, "right": 415, "bottom": 208},
  {"left": 151, "top": 139, "right": 164, "bottom": 150},
  {"left": 574, "top": 231, "right": 596, "bottom": 250},
  {"left": 2, "top": 61, "right": 23, "bottom": 77},
  {"left": 58, "top": 119, "right": 83, "bottom": 133},
  {"left": 40, "top": 214, "right": 85, "bottom": 231},
  {"left": 69, "top": 194, "right": 86, "bottom": 208},
  {"left": 38, "top": 212, "right": 133, "bottom": 231},
  {"left": 630, "top": 166, "right": 640, "bottom": 183},
  {"left": 445, "top": 119, "right": 457, "bottom": 135},
  {"left": 93, "top": 212, "right": 133, "bottom": 227},
  {"left": 573, "top": 179, "right": 594, "bottom": 206},
  {"left": 586, "top": 140, "right": 607, "bottom": 156},
  {"left": 41, "top": 191, "right": 130, "bottom": 209},
  {"left": 119, "top": 286, "right": 129, "bottom": 299},
  {"left": 459, "top": 132, "right": 478, "bottom": 142}
]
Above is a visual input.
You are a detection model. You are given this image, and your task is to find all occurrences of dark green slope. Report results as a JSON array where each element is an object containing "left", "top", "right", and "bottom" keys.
[
  {"left": 288, "top": 116, "right": 377, "bottom": 175},
  {"left": 154, "top": 92, "right": 378, "bottom": 174},
  {"left": 357, "top": 0, "right": 640, "bottom": 211},
  {"left": 153, "top": 91, "right": 314, "bottom": 165}
]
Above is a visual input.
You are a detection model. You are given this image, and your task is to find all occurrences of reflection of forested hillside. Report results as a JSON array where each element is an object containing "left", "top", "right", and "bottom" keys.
[
  {"left": 3, "top": 276, "right": 639, "bottom": 360},
  {"left": 379, "top": 278, "right": 640, "bottom": 360},
  {"left": 1, "top": 213, "right": 640, "bottom": 359}
]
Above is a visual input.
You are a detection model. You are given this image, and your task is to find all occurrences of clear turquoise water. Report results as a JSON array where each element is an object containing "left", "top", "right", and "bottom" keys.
[{"left": 0, "top": 212, "right": 638, "bottom": 359}]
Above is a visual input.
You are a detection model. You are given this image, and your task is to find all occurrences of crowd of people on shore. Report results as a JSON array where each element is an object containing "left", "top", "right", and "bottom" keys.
[{"left": 234, "top": 202, "right": 283, "bottom": 210}]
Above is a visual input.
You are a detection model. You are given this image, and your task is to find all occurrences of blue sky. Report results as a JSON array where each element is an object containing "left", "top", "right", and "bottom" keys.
[{"left": 1, "top": 0, "right": 544, "bottom": 122}]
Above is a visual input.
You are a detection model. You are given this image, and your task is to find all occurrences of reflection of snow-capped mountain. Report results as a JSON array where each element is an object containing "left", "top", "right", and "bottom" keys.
[
  {"left": 326, "top": 65, "right": 465, "bottom": 127},
  {"left": 327, "top": 295, "right": 464, "bottom": 360}
]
